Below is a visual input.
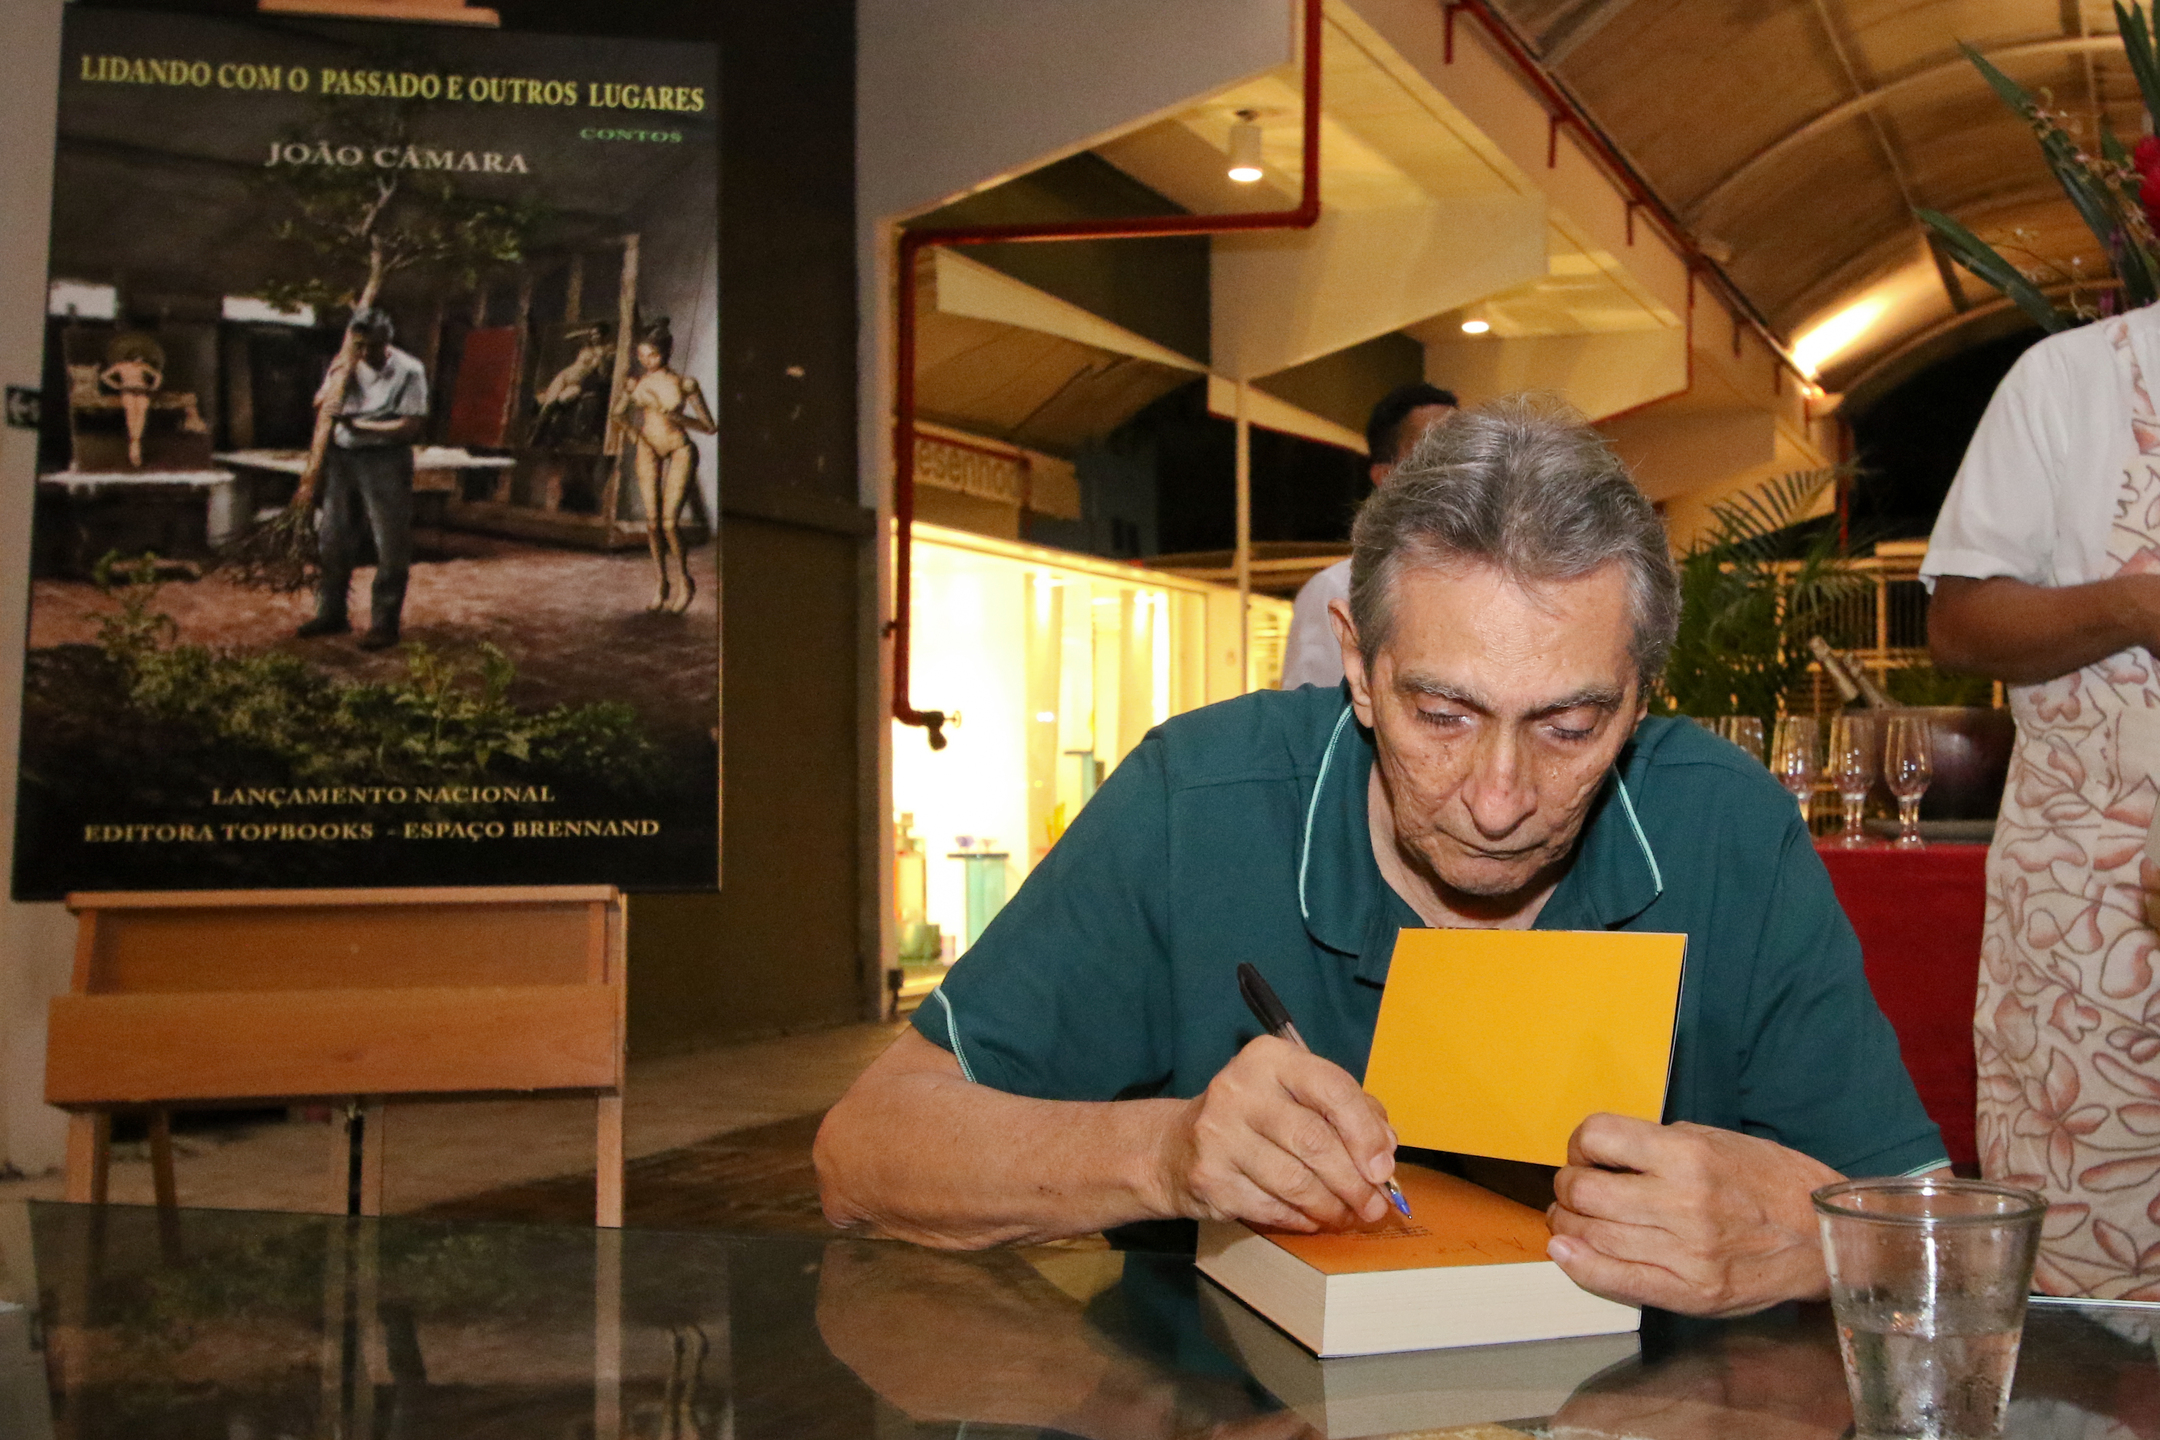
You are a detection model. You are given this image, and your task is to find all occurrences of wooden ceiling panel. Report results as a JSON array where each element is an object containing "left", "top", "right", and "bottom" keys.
[
  {"left": 1844, "top": 0, "right": 2060, "bottom": 82},
  {"left": 1880, "top": 62, "right": 2063, "bottom": 210},
  {"left": 1480, "top": 0, "right": 2145, "bottom": 367},
  {"left": 1545, "top": 0, "right": 1853, "bottom": 207},
  {"left": 1686, "top": 119, "right": 1907, "bottom": 320}
]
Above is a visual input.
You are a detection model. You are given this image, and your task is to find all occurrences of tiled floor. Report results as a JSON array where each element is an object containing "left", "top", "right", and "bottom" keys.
[{"left": 0, "top": 1019, "right": 904, "bottom": 1218}]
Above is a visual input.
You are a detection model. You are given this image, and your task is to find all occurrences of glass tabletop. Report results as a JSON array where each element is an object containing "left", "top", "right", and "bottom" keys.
[{"left": 6, "top": 1199, "right": 2159, "bottom": 1440}]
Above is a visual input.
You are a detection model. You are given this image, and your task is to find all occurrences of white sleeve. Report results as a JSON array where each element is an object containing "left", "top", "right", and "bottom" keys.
[
  {"left": 1279, "top": 562, "right": 1348, "bottom": 690},
  {"left": 391, "top": 357, "right": 429, "bottom": 418},
  {"left": 1921, "top": 343, "right": 2068, "bottom": 590}
]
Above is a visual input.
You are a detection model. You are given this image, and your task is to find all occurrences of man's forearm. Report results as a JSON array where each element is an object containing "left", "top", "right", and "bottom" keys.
[
  {"left": 1930, "top": 574, "right": 2160, "bottom": 684},
  {"left": 814, "top": 1031, "right": 1184, "bottom": 1248}
]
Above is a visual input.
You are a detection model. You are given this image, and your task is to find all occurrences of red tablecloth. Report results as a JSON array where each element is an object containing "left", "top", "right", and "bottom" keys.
[{"left": 1816, "top": 843, "right": 1988, "bottom": 1173}]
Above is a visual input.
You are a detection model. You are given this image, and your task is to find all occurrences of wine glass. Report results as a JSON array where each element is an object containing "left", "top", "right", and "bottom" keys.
[
  {"left": 1883, "top": 714, "right": 1934, "bottom": 848},
  {"left": 1826, "top": 714, "right": 1878, "bottom": 847},
  {"left": 1771, "top": 716, "right": 1821, "bottom": 824},
  {"left": 1726, "top": 716, "right": 1765, "bottom": 766}
]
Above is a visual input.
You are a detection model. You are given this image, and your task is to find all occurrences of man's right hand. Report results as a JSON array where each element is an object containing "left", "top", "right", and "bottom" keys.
[{"left": 1154, "top": 1034, "right": 1397, "bottom": 1231}]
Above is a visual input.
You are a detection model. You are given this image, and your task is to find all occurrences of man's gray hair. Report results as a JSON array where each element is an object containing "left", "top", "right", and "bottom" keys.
[{"left": 1347, "top": 395, "right": 1679, "bottom": 688}]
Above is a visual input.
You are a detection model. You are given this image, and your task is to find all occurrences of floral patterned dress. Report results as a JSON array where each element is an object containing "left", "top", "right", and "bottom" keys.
[{"left": 1978, "top": 318, "right": 2160, "bottom": 1297}]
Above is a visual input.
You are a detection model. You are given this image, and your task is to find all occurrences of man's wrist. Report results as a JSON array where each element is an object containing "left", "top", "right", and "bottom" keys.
[
  {"left": 1126, "top": 1096, "right": 1199, "bottom": 1223},
  {"left": 2116, "top": 573, "right": 2160, "bottom": 654}
]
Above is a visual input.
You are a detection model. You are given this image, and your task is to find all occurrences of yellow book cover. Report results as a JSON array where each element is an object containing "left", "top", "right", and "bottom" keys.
[{"left": 1361, "top": 929, "right": 1685, "bottom": 1167}]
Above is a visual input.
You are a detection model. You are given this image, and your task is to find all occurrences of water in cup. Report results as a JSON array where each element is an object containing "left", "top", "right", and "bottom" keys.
[
  {"left": 1836, "top": 1290, "right": 2024, "bottom": 1440},
  {"left": 1815, "top": 1178, "right": 2045, "bottom": 1440}
]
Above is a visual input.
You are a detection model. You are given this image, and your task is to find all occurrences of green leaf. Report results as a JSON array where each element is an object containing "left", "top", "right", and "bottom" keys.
[
  {"left": 1659, "top": 468, "right": 1871, "bottom": 725},
  {"left": 1915, "top": 209, "right": 2074, "bottom": 331},
  {"left": 1962, "top": 41, "right": 2042, "bottom": 121},
  {"left": 1961, "top": 42, "right": 2156, "bottom": 302},
  {"left": 2119, "top": 2, "right": 2160, "bottom": 127}
]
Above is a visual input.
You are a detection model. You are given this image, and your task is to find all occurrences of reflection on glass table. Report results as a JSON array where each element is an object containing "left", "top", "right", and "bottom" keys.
[{"left": 10, "top": 1200, "right": 2160, "bottom": 1440}]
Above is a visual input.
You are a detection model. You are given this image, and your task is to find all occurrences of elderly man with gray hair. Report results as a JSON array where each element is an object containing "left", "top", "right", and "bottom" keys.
[{"left": 817, "top": 399, "right": 1947, "bottom": 1317}]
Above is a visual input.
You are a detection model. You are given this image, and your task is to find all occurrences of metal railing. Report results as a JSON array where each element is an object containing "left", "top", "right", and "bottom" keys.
[
  {"left": 1779, "top": 553, "right": 1929, "bottom": 713},
  {"left": 1765, "top": 552, "right": 2004, "bottom": 715}
]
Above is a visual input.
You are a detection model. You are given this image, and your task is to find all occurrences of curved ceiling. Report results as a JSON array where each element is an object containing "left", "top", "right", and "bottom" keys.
[{"left": 1488, "top": 0, "right": 2138, "bottom": 391}]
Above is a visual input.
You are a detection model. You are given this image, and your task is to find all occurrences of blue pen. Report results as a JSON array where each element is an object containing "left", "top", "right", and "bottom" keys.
[{"left": 1236, "top": 962, "right": 1412, "bottom": 1218}]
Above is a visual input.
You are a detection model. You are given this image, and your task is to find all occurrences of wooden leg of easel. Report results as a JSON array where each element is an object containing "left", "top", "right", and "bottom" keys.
[
  {"left": 63, "top": 1113, "right": 110, "bottom": 1204},
  {"left": 596, "top": 1093, "right": 624, "bottom": 1229},
  {"left": 330, "top": 1098, "right": 387, "bottom": 1218},
  {"left": 594, "top": 1227, "right": 623, "bottom": 1440},
  {"left": 358, "top": 1099, "right": 386, "bottom": 1219},
  {"left": 148, "top": 1110, "right": 178, "bottom": 1212}
]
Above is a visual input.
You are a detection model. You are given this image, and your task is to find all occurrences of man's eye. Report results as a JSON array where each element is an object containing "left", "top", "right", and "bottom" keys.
[
  {"left": 1546, "top": 714, "right": 1600, "bottom": 741},
  {"left": 1415, "top": 708, "right": 1468, "bottom": 728}
]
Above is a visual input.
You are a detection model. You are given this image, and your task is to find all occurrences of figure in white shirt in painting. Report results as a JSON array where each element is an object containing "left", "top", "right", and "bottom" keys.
[
  {"left": 1278, "top": 384, "right": 1457, "bottom": 691},
  {"left": 298, "top": 307, "right": 428, "bottom": 651},
  {"left": 1924, "top": 304, "right": 2160, "bottom": 1298}
]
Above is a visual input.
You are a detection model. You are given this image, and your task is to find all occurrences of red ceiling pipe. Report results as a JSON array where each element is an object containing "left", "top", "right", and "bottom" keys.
[{"left": 890, "top": 0, "right": 1325, "bottom": 748}]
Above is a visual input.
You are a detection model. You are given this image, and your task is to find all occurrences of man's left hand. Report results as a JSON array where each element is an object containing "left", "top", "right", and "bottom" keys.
[{"left": 1545, "top": 1114, "right": 1841, "bottom": 1318}]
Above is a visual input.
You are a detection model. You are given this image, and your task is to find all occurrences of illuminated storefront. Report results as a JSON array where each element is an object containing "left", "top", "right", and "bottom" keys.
[{"left": 893, "top": 522, "right": 1291, "bottom": 986}]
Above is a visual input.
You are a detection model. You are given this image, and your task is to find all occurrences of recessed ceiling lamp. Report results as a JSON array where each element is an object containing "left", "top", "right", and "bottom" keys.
[
  {"left": 1460, "top": 318, "right": 1492, "bottom": 334},
  {"left": 1226, "top": 110, "right": 1264, "bottom": 184}
]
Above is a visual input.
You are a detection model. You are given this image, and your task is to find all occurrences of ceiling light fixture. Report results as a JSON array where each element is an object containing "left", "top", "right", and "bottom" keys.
[
  {"left": 1793, "top": 296, "right": 1888, "bottom": 379},
  {"left": 1226, "top": 110, "right": 1264, "bottom": 184},
  {"left": 1460, "top": 318, "right": 1491, "bottom": 335}
]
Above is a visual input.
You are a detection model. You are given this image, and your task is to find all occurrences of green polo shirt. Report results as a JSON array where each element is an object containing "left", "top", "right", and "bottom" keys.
[{"left": 915, "top": 686, "right": 1946, "bottom": 1179}]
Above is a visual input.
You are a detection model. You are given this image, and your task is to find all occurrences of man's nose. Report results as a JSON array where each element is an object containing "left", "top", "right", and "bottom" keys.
[{"left": 1461, "top": 728, "right": 1539, "bottom": 839}]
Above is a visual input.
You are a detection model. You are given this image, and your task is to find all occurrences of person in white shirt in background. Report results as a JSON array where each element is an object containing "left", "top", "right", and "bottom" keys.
[
  {"left": 1279, "top": 384, "right": 1457, "bottom": 690},
  {"left": 299, "top": 306, "right": 429, "bottom": 651},
  {"left": 1924, "top": 305, "right": 2160, "bottom": 1297}
]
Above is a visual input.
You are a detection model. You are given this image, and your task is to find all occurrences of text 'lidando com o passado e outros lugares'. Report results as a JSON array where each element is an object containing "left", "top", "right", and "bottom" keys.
[{"left": 78, "top": 53, "right": 708, "bottom": 114}]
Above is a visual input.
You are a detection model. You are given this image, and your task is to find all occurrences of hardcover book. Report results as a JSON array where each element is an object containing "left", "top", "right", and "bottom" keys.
[{"left": 1195, "top": 1164, "right": 1640, "bottom": 1358}]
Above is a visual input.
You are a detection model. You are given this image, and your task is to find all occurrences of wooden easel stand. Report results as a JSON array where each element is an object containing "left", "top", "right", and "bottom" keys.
[{"left": 47, "top": 886, "right": 627, "bottom": 1225}]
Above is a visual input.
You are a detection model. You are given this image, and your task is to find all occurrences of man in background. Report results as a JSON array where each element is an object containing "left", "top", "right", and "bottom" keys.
[
  {"left": 1279, "top": 383, "right": 1457, "bottom": 689},
  {"left": 298, "top": 306, "right": 427, "bottom": 652}
]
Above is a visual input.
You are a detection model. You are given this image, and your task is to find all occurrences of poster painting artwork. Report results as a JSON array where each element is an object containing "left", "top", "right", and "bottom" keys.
[{"left": 16, "top": 7, "right": 720, "bottom": 899}]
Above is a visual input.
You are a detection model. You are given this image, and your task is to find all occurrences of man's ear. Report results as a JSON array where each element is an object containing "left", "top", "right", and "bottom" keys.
[{"left": 1329, "top": 599, "right": 1377, "bottom": 728}]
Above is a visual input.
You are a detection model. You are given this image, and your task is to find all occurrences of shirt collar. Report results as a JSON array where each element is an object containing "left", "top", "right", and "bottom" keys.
[
  {"left": 1296, "top": 704, "right": 1665, "bottom": 961},
  {"left": 1296, "top": 706, "right": 1391, "bottom": 959}
]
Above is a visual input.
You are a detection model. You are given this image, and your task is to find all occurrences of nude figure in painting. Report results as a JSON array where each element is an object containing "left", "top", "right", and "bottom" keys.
[
  {"left": 94, "top": 334, "right": 207, "bottom": 469},
  {"left": 614, "top": 321, "right": 715, "bottom": 614},
  {"left": 99, "top": 343, "right": 163, "bottom": 469}
]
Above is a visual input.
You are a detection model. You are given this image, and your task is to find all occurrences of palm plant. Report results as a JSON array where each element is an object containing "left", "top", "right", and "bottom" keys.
[
  {"left": 1657, "top": 468, "right": 1865, "bottom": 731},
  {"left": 1917, "top": 3, "right": 2160, "bottom": 330}
]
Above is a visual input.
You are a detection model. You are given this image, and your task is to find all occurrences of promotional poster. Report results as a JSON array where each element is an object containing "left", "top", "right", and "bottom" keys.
[{"left": 16, "top": 7, "right": 720, "bottom": 898}]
